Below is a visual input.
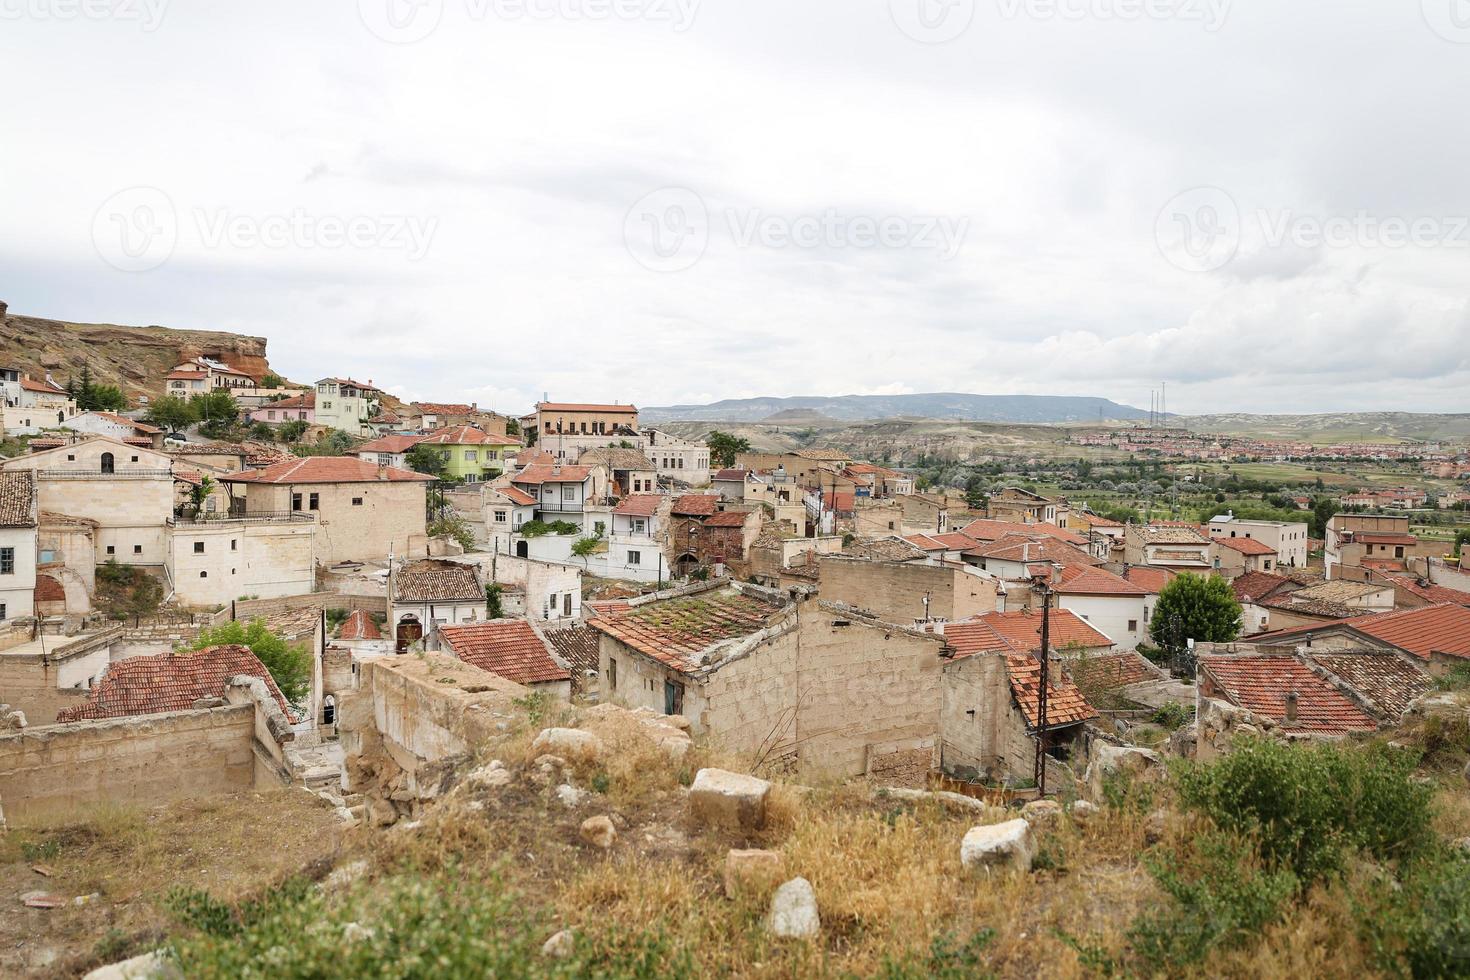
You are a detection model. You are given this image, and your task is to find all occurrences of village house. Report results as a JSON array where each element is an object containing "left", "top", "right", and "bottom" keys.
[
  {"left": 168, "top": 357, "right": 259, "bottom": 394},
  {"left": 592, "top": 581, "right": 947, "bottom": 782},
  {"left": 480, "top": 484, "right": 539, "bottom": 554},
  {"left": 389, "top": 558, "right": 487, "bottom": 651},
  {"left": 248, "top": 391, "right": 315, "bottom": 427},
  {"left": 530, "top": 402, "right": 641, "bottom": 463},
  {"left": 641, "top": 428, "right": 711, "bottom": 486},
  {"left": 734, "top": 449, "right": 853, "bottom": 491},
  {"left": 987, "top": 487, "right": 1066, "bottom": 525},
  {"left": 510, "top": 462, "right": 598, "bottom": 530},
  {"left": 602, "top": 494, "right": 670, "bottom": 582},
  {"left": 407, "top": 402, "right": 508, "bottom": 434},
  {"left": 579, "top": 447, "right": 658, "bottom": 496},
  {"left": 712, "top": 468, "right": 750, "bottom": 501},
  {"left": 1123, "top": 524, "right": 1213, "bottom": 573},
  {"left": 61, "top": 412, "right": 164, "bottom": 449},
  {"left": 1255, "top": 603, "right": 1470, "bottom": 678},
  {"left": 819, "top": 555, "right": 1000, "bottom": 626},
  {"left": 417, "top": 425, "right": 522, "bottom": 483},
  {"left": 1207, "top": 514, "right": 1310, "bottom": 568},
  {"left": 843, "top": 463, "right": 914, "bottom": 498},
  {"left": 1196, "top": 651, "right": 1380, "bottom": 737},
  {"left": 1051, "top": 565, "right": 1150, "bottom": 650},
  {"left": 853, "top": 498, "right": 906, "bottom": 538},
  {"left": 2, "top": 375, "right": 79, "bottom": 435},
  {"left": 1212, "top": 535, "right": 1279, "bottom": 576},
  {"left": 165, "top": 506, "right": 317, "bottom": 607},
  {"left": 472, "top": 552, "right": 583, "bottom": 622},
  {"left": 1325, "top": 514, "right": 1425, "bottom": 576},
  {"left": 900, "top": 492, "right": 949, "bottom": 535},
  {"left": 0, "top": 472, "right": 38, "bottom": 621},
  {"left": 1231, "top": 570, "right": 1296, "bottom": 634},
  {"left": 439, "top": 619, "right": 573, "bottom": 699},
  {"left": 218, "top": 456, "right": 433, "bottom": 566},
  {"left": 355, "top": 434, "right": 425, "bottom": 470},
  {"left": 314, "top": 378, "right": 382, "bottom": 436}
]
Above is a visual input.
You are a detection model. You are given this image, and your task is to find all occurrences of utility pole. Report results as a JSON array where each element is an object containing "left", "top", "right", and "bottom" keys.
[{"left": 1032, "top": 575, "right": 1052, "bottom": 796}]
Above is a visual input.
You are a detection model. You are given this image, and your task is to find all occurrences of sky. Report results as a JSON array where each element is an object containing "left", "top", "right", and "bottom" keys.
[{"left": 4, "top": 0, "right": 1470, "bottom": 417}]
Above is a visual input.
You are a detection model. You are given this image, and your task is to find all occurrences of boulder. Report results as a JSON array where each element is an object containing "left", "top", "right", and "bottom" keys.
[
  {"left": 689, "top": 768, "right": 771, "bottom": 830},
  {"left": 532, "top": 729, "right": 604, "bottom": 760},
  {"left": 1144, "top": 808, "right": 1169, "bottom": 844},
  {"left": 1068, "top": 799, "right": 1099, "bottom": 823},
  {"left": 556, "top": 784, "right": 589, "bottom": 808},
  {"left": 580, "top": 815, "right": 617, "bottom": 849},
  {"left": 82, "top": 952, "right": 180, "bottom": 980},
  {"left": 1020, "top": 799, "right": 1063, "bottom": 826},
  {"left": 542, "top": 930, "right": 575, "bottom": 958},
  {"left": 765, "top": 877, "right": 821, "bottom": 939},
  {"left": 465, "top": 761, "right": 512, "bottom": 789},
  {"left": 723, "top": 848, "right": 785, "bottom": 898},
  {"left": 1083, "top": 742, "right": 1163, "bottom": 802},
  {"left": 960, "top": 819, "right": 1035, "bottom": 874}
]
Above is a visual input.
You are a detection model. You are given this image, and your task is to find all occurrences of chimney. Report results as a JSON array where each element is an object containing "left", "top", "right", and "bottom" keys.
[
  {"left": 377, "top": 462, "right": 389, "bottom": 481},
  {"left": 1283, "top": 690, "right": 1299, "bottom": 726}
]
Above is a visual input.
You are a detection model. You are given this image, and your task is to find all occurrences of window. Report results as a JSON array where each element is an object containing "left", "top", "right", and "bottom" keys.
[
  {"left": 562, "top": 485, "right": 576, "bottom": 502},
  {"left": 292, "top": 492, "right": 303, "bottom": 512},
  {"left": 632, "top": 518, "right": 646, "bottom": 535},
  {"left": 465, "top": 450, "right": 477, "bottom": 462},
  {"left": 106, "top": 545, "right": 115, "bottom": 555},
  {"left": 100, "top": 452, "right": 115, "bottom": 474},
  {"left": 563, "top": 593, "right": 572, "bottom": 617},
  {"left": 1128, "top": 619, "right": 1138, "bottom": 632},
  {"left": 133, "top": 545, "right": 142, "bottom": 554},
  {"left": 494, "top": 510, "right": 508, "bottom": 523},
  {"left": 627, "top": 550, "right": 641, "bottom": 565},
  {"left": 199, "top": 571, "right": 208, "bottom": 578},
  {"left": 193, "top": 541, "right": 205, "bottom": 554},
  {"left": 309, "top": 492, "right": 320, "bottom": 511},
  {"left": 130, "top": 455, "right": 139, "bottom": 463},
  {"left": 0, "top": 548, "right": 11, "bottom": 574},
  {"left": 352, "top": 496, "right": 364, "bottom": 506},
  {"left": 231, "top": 539, "right": 237, "bottom": 551},
  {"left": 608, "top": 658, "right": 617, "bottom": 690}
]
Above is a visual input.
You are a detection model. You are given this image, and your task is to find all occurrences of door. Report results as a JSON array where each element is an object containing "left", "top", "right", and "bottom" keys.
[
  {"left": 100, "top": 452, "right": 115, "bottom": 474},
  {"left": 516, "top": 540, "right": 529, "bottom": 558},
  {"left": 664, "top": 679, "right": 684, "bottom": 716},
  {"left": 395, "top": 616, "right": 423, "bottom": 653}
]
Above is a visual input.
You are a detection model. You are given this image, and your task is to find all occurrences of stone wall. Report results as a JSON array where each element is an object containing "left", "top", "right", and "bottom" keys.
[{"left": 818, "top": 557, "right": 995, "bottom": 626}]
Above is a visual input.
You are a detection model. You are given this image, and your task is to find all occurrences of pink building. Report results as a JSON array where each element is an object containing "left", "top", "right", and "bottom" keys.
[{"left": 249, "top": 392, "right": 315, "bottom": 425}]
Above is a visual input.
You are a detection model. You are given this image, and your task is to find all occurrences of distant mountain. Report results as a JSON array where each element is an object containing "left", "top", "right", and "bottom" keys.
[{"left": 642, "top": 393, "right": 1151, "bottom": 425}]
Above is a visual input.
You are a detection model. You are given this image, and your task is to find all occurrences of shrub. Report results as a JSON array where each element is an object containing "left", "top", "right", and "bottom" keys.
[
  {"left": 1172, "top": 738, "right": 1435, "bottom": 886},
  {"left": 187, "top": 619, "right": 312, "bottom": 710},
  {"left": 1357, "top": 850, "right": 1470, "bottom": 979},
  {"left": 428, "top": 515, "right": 475, "bottom": 551},
  {"left": 1150, "top": 701, "right": 1191, "bottom": 732}
]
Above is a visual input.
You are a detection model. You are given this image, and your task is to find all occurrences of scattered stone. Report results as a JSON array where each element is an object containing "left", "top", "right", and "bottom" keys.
[
  {"left": 81, "top": 950, "right": 180, "bottom": 980},
  {"left": 32, "top": 865, "right": 53, "bottom": 877},
  {"left": 22, "top": 892, "right": 64, "bottom": 909},
  {"left": 73, "top": 892, "right": 101, "bottom": 906},
  {"left": 877, "top": 787, "right": 1005, "bottom": 818},
  {"left": 532, "top": 729, "right": 604, "bottom": 760},
  {"left": 1068, "top": 800, "right": 1099, "bottom": 822},
  {"left": 1082, "top": 742, "right": 1163, "bottom": 803},
  {"left": 580, "top": 815, "right": 617, "bottom": 849},
  {"left": 724, "top": 848, "right": 785, "bottom": 898},
  {"left": 689, "top": 768, "right": 771, "bottom": 830},
  {"left": 324, "top": 859, "right": 370, "bottom": 891},
  {"left": 541, "top": 929, "right": 575, "bottom": 958},
  {"left": 960, "top": 819, "right": 1035, "bottom": 874},
  {"left": 367, "top": 797, "right": 398, "bottom": 828},
  {"left": 1020, "top": 799, "right": 1063, "bottom": 826},
  {"left": 556, "top": 783, "right": 589, "bottom": 808},
  {"left": 1144, "top": 808, "right": 1169, "bottom": 845},
  {"left": 765, "top": 877, "right": 821, "bottom": 939}
]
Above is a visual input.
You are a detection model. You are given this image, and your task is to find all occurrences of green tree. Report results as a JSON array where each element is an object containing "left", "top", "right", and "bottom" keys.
[
  {"left": 189, "top": 390, "right": 239, "bottom": 437},
  {"left": 188, "top": 474, "right": 216, "bottom": 515},
  {"left": 1309, "top": 498, "right": 1340, "bottom": 539},
  {"left": 260, "top": 371, "right": 287, "bottom": 389},
  {"left": 964, "top": 475, "right": 987, "bottom": 510},
  {"left": 86, "top": 384, "right": 129, "bottom": 412},
  {"left": 1149, "top": 573, "right": 1242, "bottom": 653},
  {"left": 427, "top": 514, "right": 475, "bottom": 550},
  {"left": 146, "top": 395, "right": 196, "bottom": 432},
  {"left": 277, "top": 419, "right": 310, "bottom": 443},
  {"left": 188, "top": 619, "right": 311, "bottom": 709},
  {"left": 706, "top": 431, "right": 751, "bottom": 468},
  {"left": 505, "top": 418, "right": 521, "bottom": 437},
  {"left": 405, "top": 443, "right": 449, "bottom": 477}
]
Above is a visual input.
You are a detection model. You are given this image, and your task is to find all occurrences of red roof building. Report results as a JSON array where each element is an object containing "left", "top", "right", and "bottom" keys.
[
  {"left": 55, "top": 646, "right": 293, "bottom": 722},
  {"left": 1198, "top": 654, "right": 1377, "bottom": 733},
  {"left": 440, "top": 620, "right": 572, "bottom": 687}
]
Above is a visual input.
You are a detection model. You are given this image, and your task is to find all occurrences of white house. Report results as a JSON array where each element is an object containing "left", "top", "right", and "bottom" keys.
[
  {"left": 1052, "top": 566, "right": 1149, "bottom": 651},
  {"left": 1207, "top": 514, "right": 1310, "bottom": 569},
  {"left": 0, "top": 471, "right": 39, "bottom": 621},
  {"left": 641, "top": 429, "right": 711, "bottom": 486},
  {"left": 314, "top": 378, "right": 382, "bottom": 436},
  {"left": 62, "top": 411, "right": 163, "bottom": 448},
  {"left": 389, "top": 558, "right": 486, "bottom": 652},
  {"left": 510, "top": 463, "right": 596, "bottom": 530}
]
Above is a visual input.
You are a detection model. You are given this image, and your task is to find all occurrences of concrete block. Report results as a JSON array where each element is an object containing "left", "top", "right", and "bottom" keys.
[{"left": 689, "top": 768, "right": 771, "bottom": 830}]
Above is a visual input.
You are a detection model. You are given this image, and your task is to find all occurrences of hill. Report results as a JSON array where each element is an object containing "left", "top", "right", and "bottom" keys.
[
  {"left": 642, "top": 393, "right": 1151, "bottom": 425},
  {"left": 1178, "top": 412, "right": 1470, "bottom": 444},
  {"left": 0, "top": 302, "right": 272, "bottom": 401}
]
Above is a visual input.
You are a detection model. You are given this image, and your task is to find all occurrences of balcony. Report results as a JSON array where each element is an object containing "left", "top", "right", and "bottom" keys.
[
  {"left": 38, "top": 468, "right": 174, "bottom": 480},
  {"left": 168, "top": 511, "right": 316, "bottom": 527}
]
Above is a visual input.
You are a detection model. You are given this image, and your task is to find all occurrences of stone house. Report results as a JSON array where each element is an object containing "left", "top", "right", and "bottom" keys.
[
  {"left": 166, "top": 509, "right": 318, "bottom": 608},
  {"left": 439, "top": 619, "right": 573, "bottom": 699},
  {"left": 531, "top": 402, "right": 641, "bottom": 464},
  {"left": 579, "top": 446, "right": 658, "bottom": 496},
  {"left": 1324, "top": 514, "right": 1425, "bottom": 577},
  {"left": 390, "top": 559, "right": 486, "bottom": 651},
  {"left": 900, "top": 493, "right": 949, "bottom": 535},
  {"left": 218, "top": 456, "right": 433, "bottom": 566},
  {"left": 3, "top": 376, "right": 80, "bottom": 435},
  {"left": 987, "top": 487, "right": 1065, "bottom": 525},
  {"left": 819, "top": 555, "right": 1000, "bottom": 627},
  {"left": 417, "top": 425, "right": 522, "bottom": 483},
  {"left": 1212, "top": 535, "right": 1279, "bottom": 576},
  {"left": 1123, "top": 524, "right": 1213, "bottom": 573}
]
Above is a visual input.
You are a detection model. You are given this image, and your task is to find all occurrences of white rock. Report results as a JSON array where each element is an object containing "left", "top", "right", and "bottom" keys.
[
  {"left": 542, "top": 929, "right": 575, "bottom": 958},
  {"left": 465, "top": 763, "right": 513, "bottom": 789},
  {"left": 580, "top": 815, "right": 617, "bottom": 849},
  {"left": 324, "top": 859, "right": 370, "bottom": 891},
  {"left": 82, "top": 951, "right": 179, "bottom": 980},
  {"left": 960, "top": 819, "right": 1035, "bottom": 874},
  {"left": 689, "top": 768, "right": 771, "bottom": 830},
  {"left": 765, "top": 877, "right": 821, "bottom": 939},
  {"left": 1068, "top": 799, "right": 1099, "bottom": 822},
  {"left": 532, "top": 729, "right": 604, "bottom": 760},
  {"left": 1020, "top": 799, "right": 1062, "bottom": 825},
  {"left": 556, "top": 783, "right": 589, "bottom": 808}
]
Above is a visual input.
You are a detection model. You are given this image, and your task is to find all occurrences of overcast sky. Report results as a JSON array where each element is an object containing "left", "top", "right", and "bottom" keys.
[{"left": 4, "top": 0, "right": 1469, "bottom": 417}]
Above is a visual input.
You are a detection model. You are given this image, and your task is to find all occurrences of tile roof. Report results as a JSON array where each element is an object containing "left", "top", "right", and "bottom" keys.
[
  {"left": 1375, "top": 572, "right": 1470, "bottom": 607},
  {"left": 589, "top": 587, "right": 787, "bottom": 673},
  {"left": 1268, "top": 603, "right": 1470, "bottom": 660},
  {"left": 357, "top": 435, "right": 425, "bottom": 454},
  {"left": 262, "top": 392, "right": 314, "bottom": 410},
  {"left": 969, "top": 535, "right": 1099, "bottom": 566},
  {"left": 393, "top": 560, "right": 483, "bottom": 603},
  {"left": 959, "top": 519, "right": 1088, "bottom": 547},
  {"left": 512, "top": 464, "right": 592, "bottom": 485},
  {"left": 166, "top": 370, "right": 209, "bottom": 380},
  {"left": 412, "top": 402, "right": 476, "bottom": 415},
  {"left": 945, "top": 608, "right": 1114, "bottom": 659},
  {"left": 1067, "top": 651, "right": 1158, "bottom": 690},
  {"left": 1215, "top": 536, "right": 1277, "bottom": 556},
  {"left": 613, "top": 494, "right": 664, "bottom": 517},
  {"left": 338, "top": 610, "right": 382, "bottom": 641},
  {"left": 318, "top": 377, "right": 379, "bottom": 390},
  {"left": 86, "top": 411, "right": 161, "bottom": 434},
  {"left": 221, "top": 457, "right": 434, "bottom": 484},
  {"left": 1351, "top": 532, "right": 1419, "bottom": 546},
  {"left": 56, "top": 646, "right": 292, "bottom": 722},
  {"left": 440, "top": 619, "right": 571, "bottom": 685},
  {"left": 1053, "top": 565, "right": 1147, "bottom": 596},
  {"left": 1231, "top": 571, "right": 1294, "bottom": 604},
  {"left": 1005, "top": 654, "right": 1098, "bottom": 730},
  {"left": 705, "top": 510, "right": 751, "bottom": 528},
  {"left": 845, "top": 537, "right": 928, "bottom": 562},
  {"left": 490, "top": 484, "right": 538, "bottom": 507},
  {"left": 712, "top": 468, "right": 749, "bottom": 482},
  {"left": 418, "top": 425, "right": 517, "bottom": 446},
  {"left": 671, "top": 494, "right": 719, "bottom": 517},
  {"left": 579, "top": 448, "right": 654, "bottom": 470},
  {"left": 1259, "top": 594, "right": 1361, "bottom": 619},
  {"left": 1134, "top": 524, "right": 1210, "bottom": 544},
  {"left": 1306, "top": 652, "right": 1431, "bottom": 720},
  {"left": 537, "top": 402, "right": 637, "bottom": 414},
  {"left": 0, "top": 471, "right": 37, "bottom": 527},
  {"left": 543, "top": 622, "right": 602, "bottom": 688},
  {"left": 1199, "top": 654, "right": 1377, "bottom": 733}
]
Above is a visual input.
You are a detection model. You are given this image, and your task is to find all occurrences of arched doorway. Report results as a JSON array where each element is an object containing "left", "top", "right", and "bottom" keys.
[
  {"left": 674, "top": 553, "right": 699, "bottom": 578},
  {"left": 395, "top": 614, "right": 423, "bottom": 653},
  {"left": 100, "top": 452, "right": 115, "bottom": 474}
]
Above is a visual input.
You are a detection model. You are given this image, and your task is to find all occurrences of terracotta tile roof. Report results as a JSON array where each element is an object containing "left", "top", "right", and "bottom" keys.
[
  {"left": 543, "top": 622, "right": 601, "bottom": 690},
  {"left": 1080, "top": 513, "right": 1123, "bottom": 528},
  {"left": 1260, "top": 594, "right": 1361, "bottom": 619},
  {"left": 845, "top": 537, "right": 928, "bottom": 562},
  {"left": 418, "top": 425, "right": 516, "bottom": 446},
  {"left": 945, "top": 608, "right": 1114, "bottom": 659},
  {"left": 1199, "top": 654, "right": 1377, "bottom": 733},
  {"left": 927, "top": 532, "right": 981, "bottom": 550},
  {"left": 827, "top": 491, "right": 856, "bottom": 514},
  {"left": 262, "top": 606, "right": 320, "bottom": 640},
  {"left": 490, "top": 485, "right": 538, "bottom": 507},
  {"left": 969, "top": 534, "right": 1099, "bottom": 566},
  {"left": 35, "top": 573, "right": 65, "bottom": 602},
  {"left": 393, "top": 560, "right": 483, "bottom": 603},
  {"left": 589, "top": 587, "right": 787, "bottom": 673},
  {"left": 0, "top": 471, "right": 37, "bottom": 527},
  {"left": 357, "top": 435, "right": 425, "bottom": 454},
  {"left": 338, "top": 610, "right": 382, "bottom": 641},
  {"left": 1351, "top": 532, "right": 1419, "bottom": 546},
  {"left": 705, "top": 510, "right": 751, "bottom": 528},
  {"left": 122, "top": 436, "right": 154, "bottom": 447},
  {"left": 55, "top": 646, "right": 292, "bottom": 722},
  {"left": 1134, "top": 524, "right": 1209, "bottom": 544},
  {"left": 585, "top": 598, "right": 633, "bottom": 618},
  {"left": 319, "top": 377, "right": 379, "bottom": 390},
  {"left": 28, "top": 438, "right": 66, "bottom": 450},
  {"left": 87, "top": 411, "right": 161, "bottom": 434},
  {"left": 166, "top": 370, "right": 209, "bottom": 381},
  {"left": 262, "top": 392, "right": 314, "bottom": 410},
  {"left": 221, "top": 457, "right": 434, "bottom": 484},
  {"left": 1053, "top": 565, "right": 1147, "bottom": 596},
  {"left": 1215, "top": 536, "right": 1277, "bottom": 556},
  {"left": 1306, "top": 652, "right": 1431, "bottom": 720},
  {"left": 440, "top": 619, "right": 571, "bottom": 685},
  {"left": 712, "top": 468, "right": 749, "bottom": 482},
  {"left": 1005, "top": 654, "right": 1098, "bottom": 730},
  {"left": 579, "top": 448, "right": 653, "bottom": 471},
  {"left": 412, "top": 402, "right": 475, "bottom": 415},
  {"left": 671, "top": 494, "right": 719, "bottom": 517},
  {"left": 613, "top": 494, "right": 663, "bottom": 517},
  {"left": 537, "top": 402, "right": 637, "bottom": 414},
  {"left": 959, "top": 519, "right": 1088, "bottom": 547},
  {"left": 903, "top": 533, "right": 948, "bottom": 552},
  {"left": 1376, "top": 572, "right": 1470, "bottom": 607},
  {"left": 1265, "top": 603, "right": 1470, "bottom": 661},
  {"left": 1232, "top": 571, "right": 1294, "bottom": 604},
  {"left": 512, "top": 464, "right": 592, "bottom": 486},
  {"left": 1067, "top": 651, "right": 1158, "bottom": 690},
  {"left": 942, "top": 620, "right": 1016, "bottom": 658},
  {"left": 514, "top": 450, "right": 556, "bottom": 466}
]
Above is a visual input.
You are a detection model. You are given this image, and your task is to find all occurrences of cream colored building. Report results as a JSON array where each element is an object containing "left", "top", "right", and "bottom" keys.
[
  {"left": 532, "top": 401, "right": 641, "bottom": 464},
  {"left": 314, "top": 378, "right": 382, "bottom": 436},
  {"left": 219, "top": 456, "right": 433, "bottom": 566},
  {"left": 1207, "top": 514, "right": 1309, "bottom": 569},
  {"left": 166, "top": 514, "right": 318, "bottom": 607},
  {"left": 641, "top": 429, "right": 711, "bottom": 486},
  {"left": 0, "top": 471, "right": 39, "bottom": 621}
]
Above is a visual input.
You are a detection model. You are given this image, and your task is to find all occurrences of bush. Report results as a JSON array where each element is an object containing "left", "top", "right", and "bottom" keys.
[
  {"left": 1172, "top": 738, "right": 1435, "bottom": 886},
  {"left": 428, "top": 515, "right": 475, "bottom": 551},
  {"left": 1357, "top": 850, "right": 1470, "bottom": 979},
  {"left": 1150, "top": 702, "right": 1191, "bottom": 732},
  {"left": 187, "top": 619, "right": 312, "bottom": 710}
]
